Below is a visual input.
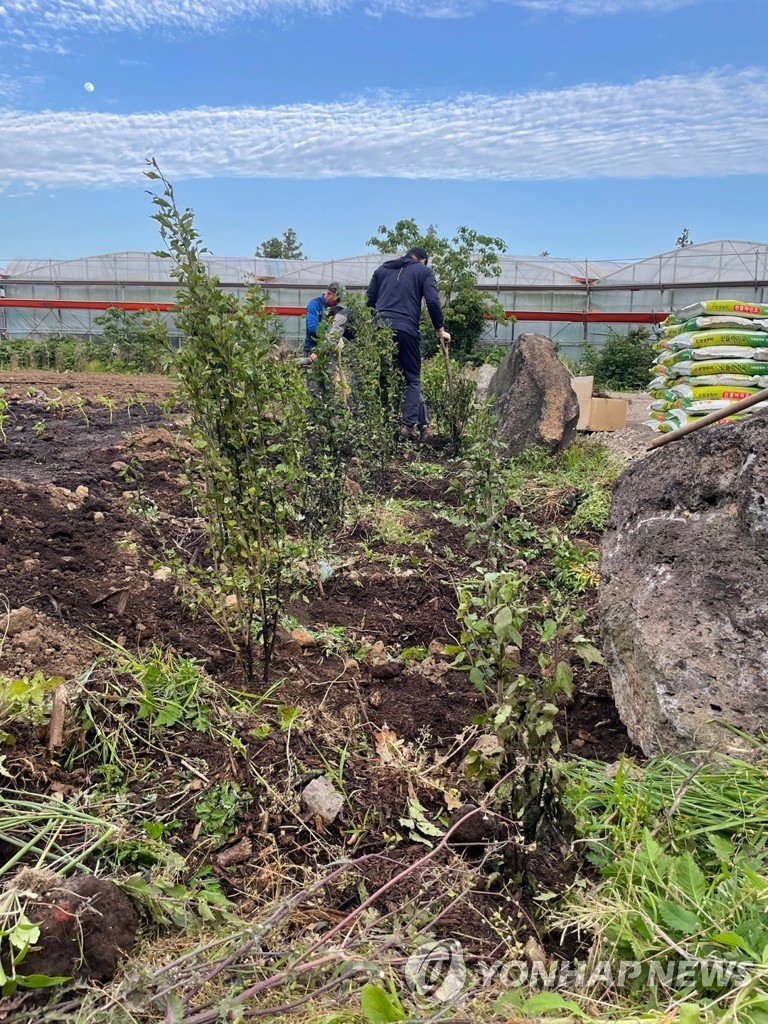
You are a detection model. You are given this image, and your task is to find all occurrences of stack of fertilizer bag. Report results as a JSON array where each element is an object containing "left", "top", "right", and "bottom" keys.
[{"left": 647, "top": 299, "right": 768, "bottom": 433}]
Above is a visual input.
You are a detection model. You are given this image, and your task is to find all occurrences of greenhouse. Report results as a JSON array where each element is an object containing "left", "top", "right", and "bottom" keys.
[{"left": 2, "top": 239, "right": 768, "bottom": 360}]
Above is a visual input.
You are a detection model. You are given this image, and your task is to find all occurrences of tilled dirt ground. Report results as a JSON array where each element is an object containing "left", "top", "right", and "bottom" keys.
[{"left": 0, "top": 370, "right": 639, "bottom": 972}]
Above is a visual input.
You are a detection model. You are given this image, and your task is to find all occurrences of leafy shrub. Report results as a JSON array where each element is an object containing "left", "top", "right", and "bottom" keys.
[
  {"left": 421, "top": 354, "right": 477, "bottom": 455},
  {"left": 463, "top": 343, "right": 507, "bottom": 368},
  {"left": 94, "top": 307, "right": 168, "bottom": 373},
  {"left": 0, "top": 326, "right": 166, "bottom": 374},
  {"left": 579, "top": 327, "right": 655, "bottom": 391},
  {"left": 147, "top": 162, "right": 308, "bottom": 681}
]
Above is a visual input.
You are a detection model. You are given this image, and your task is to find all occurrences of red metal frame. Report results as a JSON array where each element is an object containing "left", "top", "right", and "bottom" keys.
[{"left": 0, "top": 297, "right": 667, "bottom": 324}]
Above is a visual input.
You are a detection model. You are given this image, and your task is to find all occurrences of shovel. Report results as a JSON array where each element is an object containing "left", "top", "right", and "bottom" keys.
[
  {"left": 439, "top": 330, "right": 454, "bottom": 403},
  {"left": 336, "top": 342, "right": 351, "bottom": 409}
]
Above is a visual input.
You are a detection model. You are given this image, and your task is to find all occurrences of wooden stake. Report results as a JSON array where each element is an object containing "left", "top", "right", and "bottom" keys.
[{"left": 48, "top": 684, "right": 69, "bottom": 754}]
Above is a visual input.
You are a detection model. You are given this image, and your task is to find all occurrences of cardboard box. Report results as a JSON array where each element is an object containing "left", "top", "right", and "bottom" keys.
[
  {"left": 587, "top": 397, "right": 628, "bottom": 431},
  {"left": 572, "top": 376, "right": 594, "bottom": 430},
  {"left": 571, "top": 375, "right": 628, "bottom": 431}
]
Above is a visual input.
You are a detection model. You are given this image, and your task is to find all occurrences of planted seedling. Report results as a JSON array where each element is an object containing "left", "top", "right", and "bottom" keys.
[
  {"left": 68, "top": 394, "right": 89, "bottom": 427},
  {"left": 96, "top": 395, "right": 117, "bottom": 424},
  {"left": 0, "top": 389, "right": 8, "bottom": 443},
  {"left": 45, "top": 387, "right": 65, "bottom": 424}
]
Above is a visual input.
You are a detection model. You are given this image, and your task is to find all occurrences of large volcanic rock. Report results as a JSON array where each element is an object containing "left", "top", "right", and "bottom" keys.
[
  {"left": 599, "top": 414, "right": 768, "bottom": 756},
  {"left": 487, "top": 334, "right": 579, "bottom": 456}
]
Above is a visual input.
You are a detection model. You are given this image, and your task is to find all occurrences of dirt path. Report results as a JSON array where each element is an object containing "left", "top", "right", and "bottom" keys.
[
  {"left": 585, "top": 391, "right": 651, "bottom": 463},
  {"left": 0, "top": 370, "right": 176, "bottom": 404}
]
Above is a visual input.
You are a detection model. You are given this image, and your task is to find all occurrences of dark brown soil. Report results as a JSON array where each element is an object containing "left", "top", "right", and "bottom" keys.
[
  {"left": 9, "top": 874, "right": 138, "bottom": 981},
  {"left": 0, "top": 370, "right": 636, "bottom": 969}
]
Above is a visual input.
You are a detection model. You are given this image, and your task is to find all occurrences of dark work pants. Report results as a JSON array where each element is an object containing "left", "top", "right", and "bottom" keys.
[{"left": 394, "top": 329, "right": 429, "bottom": 429}]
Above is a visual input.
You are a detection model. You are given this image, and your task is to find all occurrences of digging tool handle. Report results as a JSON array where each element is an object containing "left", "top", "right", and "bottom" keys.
[
  {"left": 440, "top": 331, "right": 455, "bottom": 404},
  {"left": 647, "top": 384, "right": 768, "bottom": 450}
]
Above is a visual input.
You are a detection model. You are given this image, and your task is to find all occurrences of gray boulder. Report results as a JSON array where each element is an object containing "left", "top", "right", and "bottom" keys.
[
  {"left": 475, "top": 364, "right": 496, "bottom": 402},
  {"left": 487, "top": 334, "right": 579, "bottom": 456},
  {"left": 599, "top": 414, "right": 768, "bottom": 756}
]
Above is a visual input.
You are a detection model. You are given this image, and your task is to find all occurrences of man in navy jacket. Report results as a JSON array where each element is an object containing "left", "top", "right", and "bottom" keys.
[
  {"left": 304, "top": 283, "right": 340, "bottom": 355},
  {"left": 366, "top": 247, "right": 446, "bottom": 441}
]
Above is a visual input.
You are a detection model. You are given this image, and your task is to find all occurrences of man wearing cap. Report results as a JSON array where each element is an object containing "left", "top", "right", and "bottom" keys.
[
  {"left": 366, "top": 247, "right": 446, "bottom": 442},
  {"left": 304, "top": 283, "right": 340, "bottom": 356}
]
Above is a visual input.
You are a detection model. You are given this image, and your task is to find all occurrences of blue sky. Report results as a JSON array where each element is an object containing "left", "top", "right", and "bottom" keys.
[{"left": 1, "top": 0, "right": 767, "bottom": 262}]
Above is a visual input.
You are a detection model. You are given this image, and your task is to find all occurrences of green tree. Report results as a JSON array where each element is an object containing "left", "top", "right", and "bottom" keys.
[
  {"left": 367, "top": 219, "right": 507, "bottom": 361},
  {"left": 94, "top": 307, "right": 167, "bottom": 373},
  {"left": 579, "top": 327, "right": 655, "bottom": 391},
  {"left": 147, "top": 162, "right": 308, "bottom": 681},
  {"left": 255, "top": 228, "right": 305, "bottom": 259},
  {"left": 675, "top": 228, "right": 693, "bottom": 248}
]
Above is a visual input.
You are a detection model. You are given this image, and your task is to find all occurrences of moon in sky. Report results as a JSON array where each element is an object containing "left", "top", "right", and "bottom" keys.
[{"left": 84, "top": 82, "right": 95, "bottom": 92}]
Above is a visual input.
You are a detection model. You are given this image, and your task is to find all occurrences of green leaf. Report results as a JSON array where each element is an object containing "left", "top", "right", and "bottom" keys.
[
  {"left": 16, "top": 973, "right": 72, "bottom": 989},
  {"left": 554, "top": 661, "right": 573, "bottom": 692},
  {"left": 360, "top": 983, "right": 406, "bottom": 1023},
  {"left": 524, "top": 992, "right": 586, "bottom": 1016},
  {"left": 642, "top": 827, "right": 665, "bottom": 864},
  {"left": 678, "top": 1003, "right": 703, "bottom": 1024},
  {"left": 708, "top": 931, "right": 756, "bottom": 954},
  {"left": 658, "top": 900, "right": 701, "bottom": 935},
  {"left": 492, "top": 991, "right": 523, "bottom": 1014},
  {"left": 708, "top": 834, "right": 734, "bottom": 862},
  {"left": 674, "top": 852, "right": 707, "bottom": 904},
  {"left": 493, "top": 605, "right": 513, "bottom": 640},
  {"left": 469, "top": 667, "right": 486, "bottom": 689}
]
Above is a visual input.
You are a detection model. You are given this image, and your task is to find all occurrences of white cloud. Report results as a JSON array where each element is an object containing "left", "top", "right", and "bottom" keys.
[
  {"left": 0, "top": 0, "right": 721, "bottom": 45},
  {"left": 1, "top": 68, "right": 766, "bottom": 188},
  {"left": 502, "top": 0, "right": 707, "bottom": 11}
]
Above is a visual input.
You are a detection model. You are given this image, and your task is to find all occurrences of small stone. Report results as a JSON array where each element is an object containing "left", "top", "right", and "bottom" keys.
[
  {"left": 23, "top": 559, "right": 40, "bottom": 572},
  {"left": 371, "top": 659, "right": 403, "bottom": 680},
  {"left": 111, "top": 461, "right": 128, "bottom": 473},
  {"left": 302, "top": 777, "right": 344, "bottom": 824},
  {"left": 152, "top": 567, "right": 172, "bottom": 581},
  {"left": 224, "top": 594, "right": 238, "bottom": 609},
  {"left": 75, "top": 485, "right": 89, "bottom": 499},
  {"left": 290, "top": 627, "right": 315, "bottom": 648},
  {"left": 100, "top": 480, "right": 115, "bottom": 493},
  {"left": 93, "top": 511, "right": 105, "bottom": 525},
  {"left": 366, "top": 640, "right": 386, "bottom": 664},
  {"left": 343, "top": 658, "right": 360, "bottom": 677},
  {"left": 428, "top": 640, "right": 445, "bottom": 655}
]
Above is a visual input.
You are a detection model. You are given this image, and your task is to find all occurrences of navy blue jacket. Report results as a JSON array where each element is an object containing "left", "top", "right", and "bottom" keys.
[
  {"left": 366, "top": 256, "right": 444, "bottom": 337},
  {"left": 304, "top": 294, "right": 327, "bottom": 354}
]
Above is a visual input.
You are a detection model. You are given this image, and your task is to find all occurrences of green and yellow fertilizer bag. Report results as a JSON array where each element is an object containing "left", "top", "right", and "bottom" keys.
[
  {"left": 663, "top": 300, "right": 768, "bottom": 325},
  {"left": 659, "top": 315, "right": 768, "bottom": 338}
]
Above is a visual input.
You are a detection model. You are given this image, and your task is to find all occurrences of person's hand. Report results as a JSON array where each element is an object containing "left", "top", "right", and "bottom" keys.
[{"left": 309, "top": 351, "right": 318, "bottom": 362}]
